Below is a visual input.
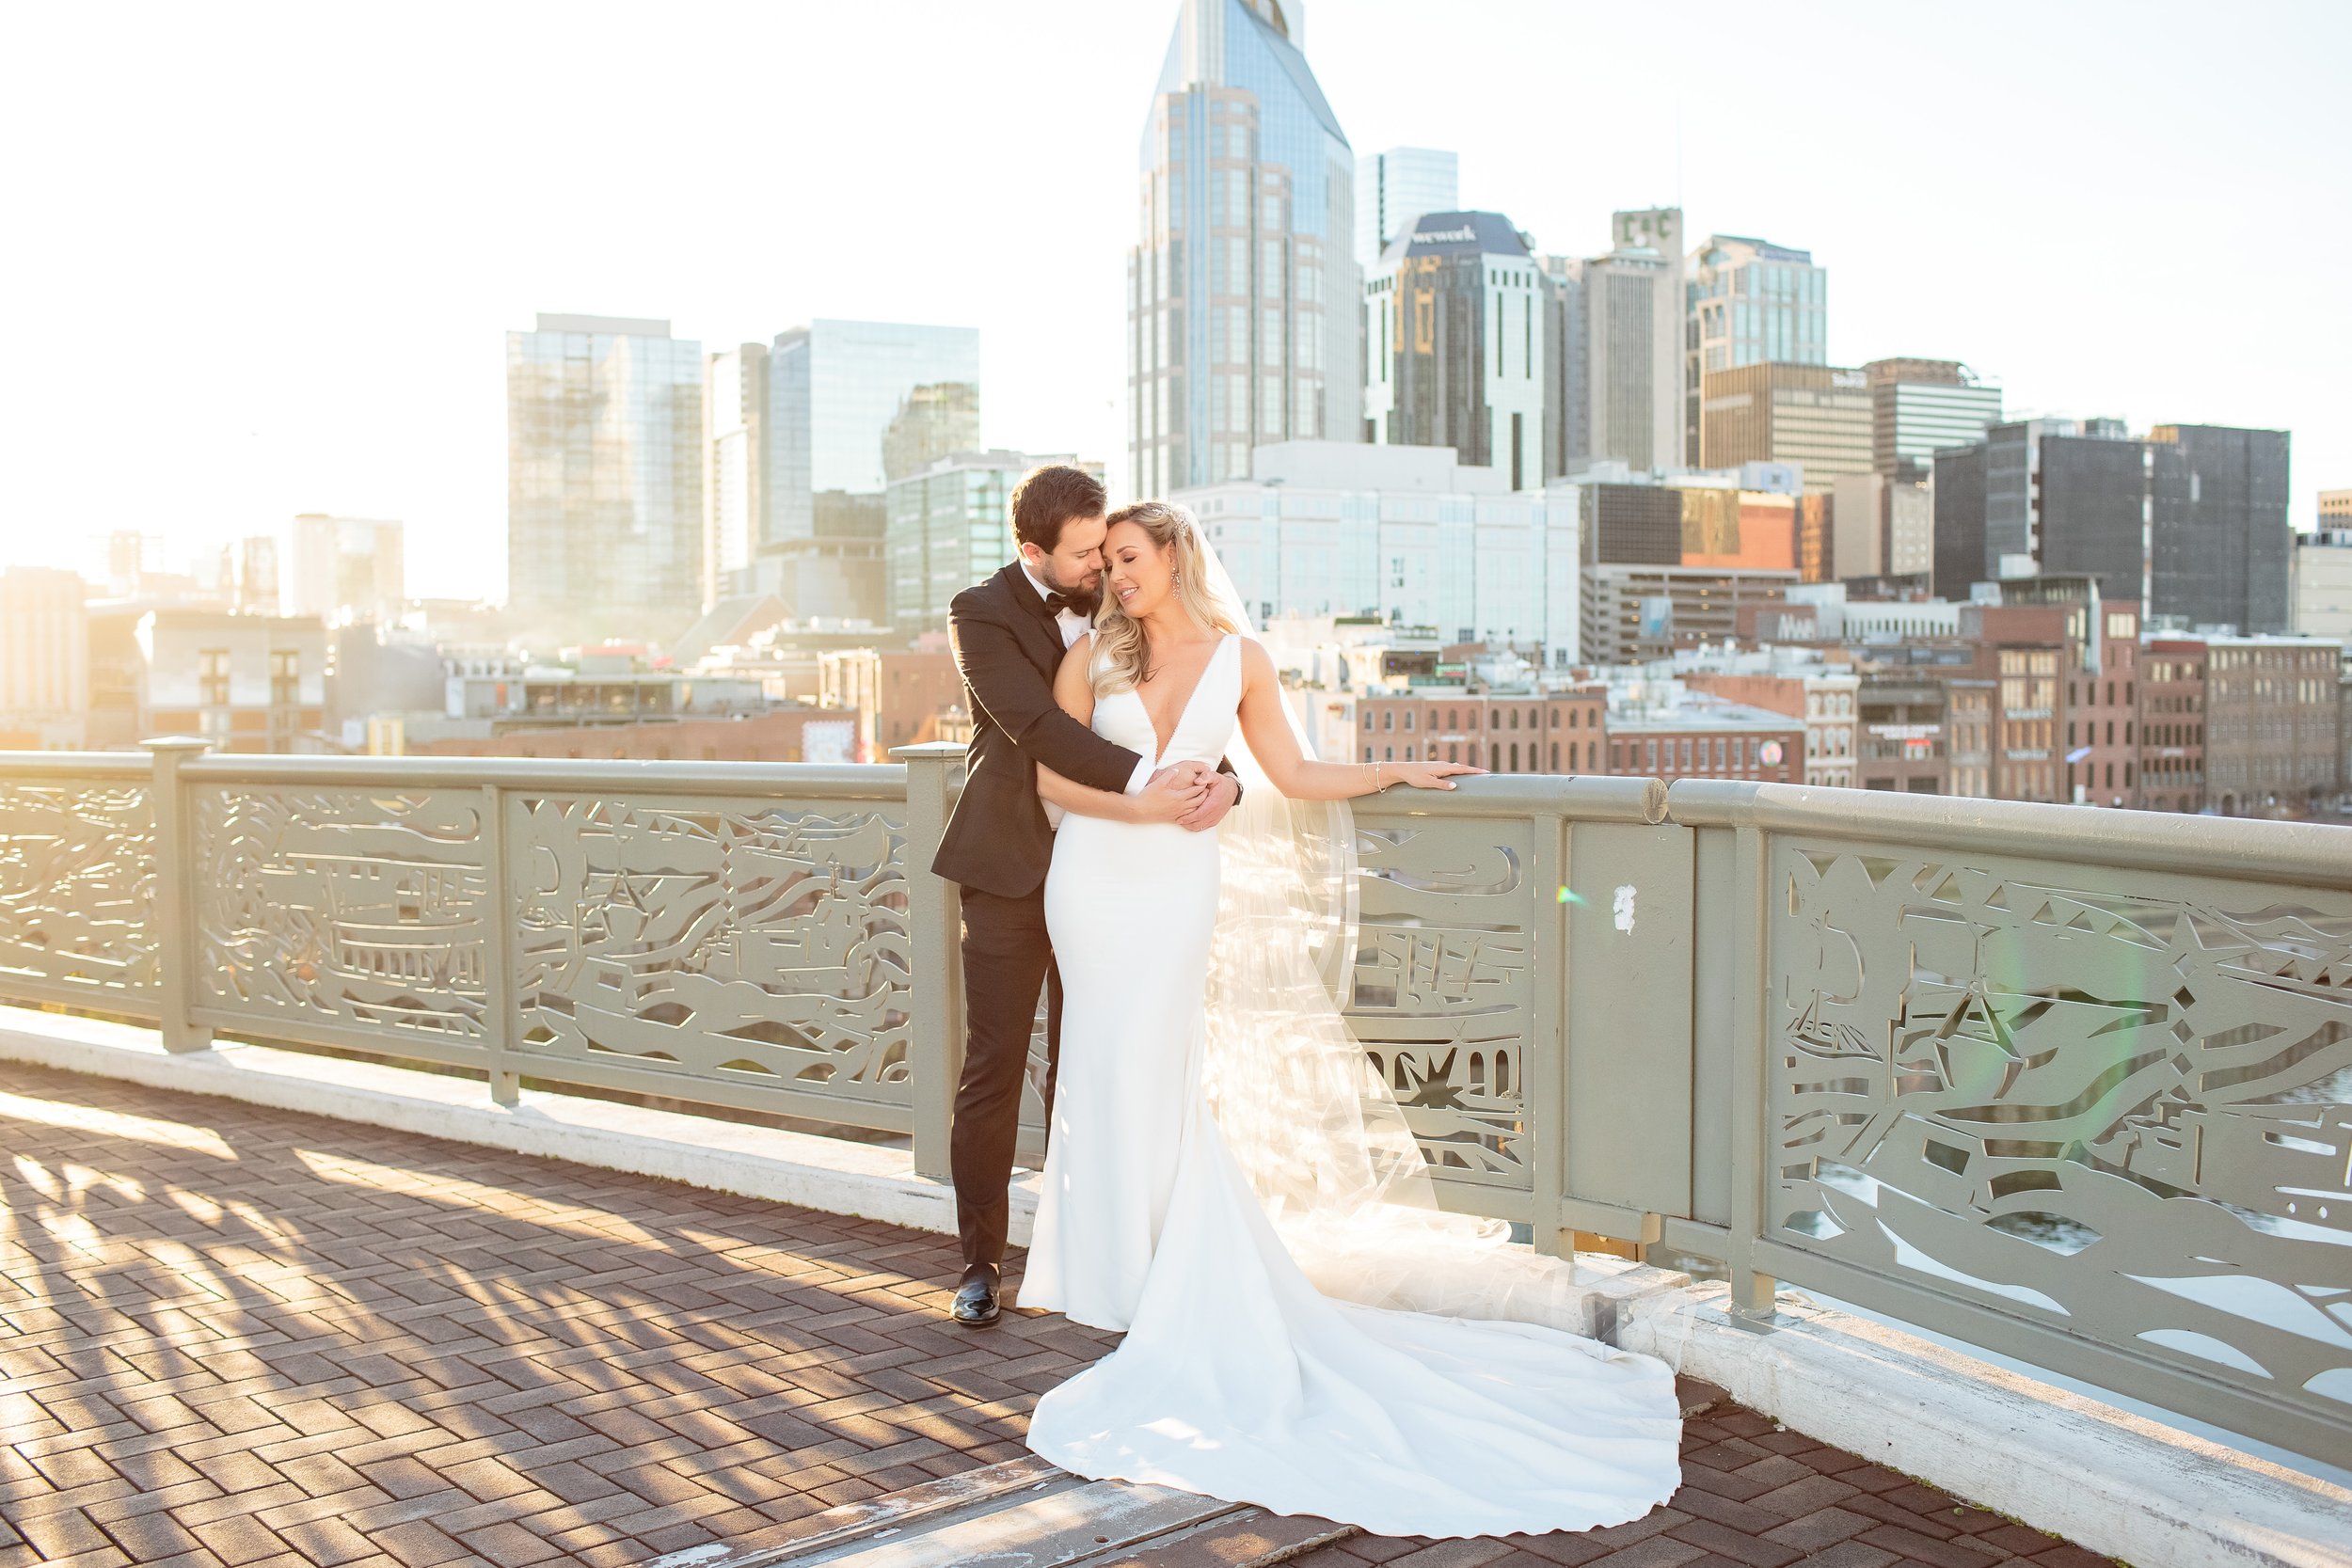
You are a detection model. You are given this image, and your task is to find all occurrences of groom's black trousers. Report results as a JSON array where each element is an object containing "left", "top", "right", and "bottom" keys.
[{"left": 951, "top": 885, "right": 1061, "bottom": 1272}]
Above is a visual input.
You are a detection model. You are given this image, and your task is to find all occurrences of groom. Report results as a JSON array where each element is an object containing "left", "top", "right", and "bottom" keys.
[{"left": 931, "top": 464, "right": 1239, "bottom": 1326}]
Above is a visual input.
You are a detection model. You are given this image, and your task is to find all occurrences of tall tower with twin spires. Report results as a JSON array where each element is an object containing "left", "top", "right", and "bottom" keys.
[{"left": 1127, "top": 0, "right": 1360, "bottom": 498}]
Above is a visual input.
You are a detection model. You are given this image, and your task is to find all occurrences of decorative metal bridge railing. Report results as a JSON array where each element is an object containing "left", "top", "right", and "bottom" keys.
[{"left": 0, "top": 739, "right": 2344, "bottom": 1465}]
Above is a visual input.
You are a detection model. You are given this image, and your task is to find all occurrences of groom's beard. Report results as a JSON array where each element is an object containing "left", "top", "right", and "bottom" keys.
[{"left": 1040, "top": 565, "right": 1102, "bottom": 618}]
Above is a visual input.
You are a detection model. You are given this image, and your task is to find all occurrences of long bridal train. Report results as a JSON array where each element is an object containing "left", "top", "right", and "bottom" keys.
[{"left": 1020, "top": 633, "right": 1682, "bottom": 1540}]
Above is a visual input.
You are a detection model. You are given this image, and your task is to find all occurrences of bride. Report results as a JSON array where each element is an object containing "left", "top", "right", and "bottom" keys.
[{"left": 1012, "top": 499, "right": 1683, "bottom": 1540}]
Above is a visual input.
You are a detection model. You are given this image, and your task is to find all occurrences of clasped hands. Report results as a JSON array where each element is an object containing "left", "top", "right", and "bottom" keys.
[{"left": 1140, "top": 760, "right": 1238, "bottom": 831}]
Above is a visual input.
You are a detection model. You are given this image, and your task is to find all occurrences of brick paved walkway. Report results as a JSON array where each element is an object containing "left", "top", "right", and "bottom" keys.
[{"left": 0, "top": 1061, "right": 2091, "bottom": 1568}]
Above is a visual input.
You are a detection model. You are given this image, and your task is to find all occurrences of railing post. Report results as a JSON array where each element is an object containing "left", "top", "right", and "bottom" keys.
[
  {"left": 1528, "top": 798, "right": 1568, "bottom": 1257},
  {"left": 1726, "top": 822, "right": 1779, "bottom": 1322},
  {"left": 142, "top": 736, "right": 215, "bottom": 1053},
  {"left": 894, "top": 743, "right": 966, "bottom": 1181},
  {"left": 480, "top": 784, "right": 521, "bottom": 1106}
]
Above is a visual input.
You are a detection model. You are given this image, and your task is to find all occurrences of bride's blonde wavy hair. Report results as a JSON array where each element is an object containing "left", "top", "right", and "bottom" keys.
[{"left": 1090, "top": 500, "right": 1239, "bottom": 697}]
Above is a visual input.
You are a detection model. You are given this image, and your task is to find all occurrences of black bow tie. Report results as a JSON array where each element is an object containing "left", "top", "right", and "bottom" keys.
[{"left": 1043, "top": 589, "right": 1096, "bottom": 619}]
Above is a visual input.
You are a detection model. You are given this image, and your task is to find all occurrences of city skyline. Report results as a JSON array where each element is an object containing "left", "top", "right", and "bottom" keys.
[{"left": 1, "top": 0, "right": 2344, "bottom": 602}]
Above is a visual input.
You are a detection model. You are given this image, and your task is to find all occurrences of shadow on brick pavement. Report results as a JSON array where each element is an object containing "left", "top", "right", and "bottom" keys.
[{"left": 0, "top": 1061, "right": 2093, "bottom": 1568}]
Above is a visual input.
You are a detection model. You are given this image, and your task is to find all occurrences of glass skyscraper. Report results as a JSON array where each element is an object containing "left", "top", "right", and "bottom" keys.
[
  {"left": 1355, "top": 147, "right": 1457, "bottom": 267},
  {"left": 507, "top": 314, "right": 704, "bottom": 638},
  {"left": 1363, "top": 211, "right": 1546, "bottom": 489},
  {"left": 701, "top": 320, "right": 978, "bottom": 621},
  {"left": 1130, "top": 0, "right": 1360, "bottom": 497},
  {"left": 1685, "top": 235, "right": 1827, "bottom": 465},
  {"left": 883, "top": 451, "right": 1065, "bottom": 634}
]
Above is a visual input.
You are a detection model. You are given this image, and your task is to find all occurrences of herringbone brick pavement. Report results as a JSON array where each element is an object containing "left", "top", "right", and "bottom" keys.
[
  {"left": 0, "top": 1060, "right": 2091, "bottom": 1568},
  {"left": 0, "top": 1059, "right": 1117, "bottom": 1568}
]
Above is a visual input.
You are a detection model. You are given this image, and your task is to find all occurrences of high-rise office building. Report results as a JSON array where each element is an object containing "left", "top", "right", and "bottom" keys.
[
  {"left": 1831, "top": 473, "right": 1933, "bottom": 582},
  {"left": 882, "top": 382, "right": 981, "bottom": 485},
  {"left": 290, "top": 515, "right": 405, "bottom": 626},
  {"left": 0, "top": 567, "right": 90, "bottom": 750},
  {"left": 758, "top": 320, "right": 977, "bottom": 623},
  {"left": 1865, "top": 359, "right": 2001, "bottom": 482},
  {"left": 2149, "top": 424, "right": 2293, "bottom": 633},
  {"left": 217, "top": 535, "right": 279, "bottom": 616},
  {"left": 1686, "top": 235, "right": 1827, "bottom": 465},
  {"left": 1364, "top": 212, "right": 1546, "bottom": 489},
  {"left": 883, "top": 451, "right": 1081, "bottom": 636},
  {"left": 1355, "top": 147, "right": 1458, "bottom": 267},
  {"left": 1536, "top": 255, "right": 1588, "bottom": 480},
  {"left": 1129, "top": 0, "right": 1359, "bottom": 496},
  {"left": 1698, "top": 362, "right": 1871, "bottom": 493},
  {"left": 2292, "top": 529, "right": 2352, "bottom": 641},
  {"left": 1931, "top": 441, "right": 1990, "bottom": 599},
  {"left": 1931, "top": 420, "right": 2290, "bottom": 632},
  {"left": 507, "top": 314, "right": 704, "bottom": 638},
  {"left": 1583, "top": 208, "right": 1683, "bottom": 473},
  {"left": 2038, "top": 428, "right": 2150, "bottom": 605},
  {"left": 1173, "top": 441, "right": 1580, "bottom": 652},
  {"left": 703, "top": 344, "right": 769, "bottom": 610}
]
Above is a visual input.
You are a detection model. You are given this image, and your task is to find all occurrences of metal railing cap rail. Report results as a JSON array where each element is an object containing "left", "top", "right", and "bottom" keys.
[
  {"left": 0, "top": 750, "right": 156, "bottom": 779},
  {"left": 897, "top": 742, "right": 1665, "bottom": 823},
  {"left": 173, "top": 751, "right": 911, "bottom": 800},
  {"left": 1360, "top": 771, "right": 1665, "bottom": 824},
  {"left": 1665, "top": 778, "right": 2352, "bottom": 886}
]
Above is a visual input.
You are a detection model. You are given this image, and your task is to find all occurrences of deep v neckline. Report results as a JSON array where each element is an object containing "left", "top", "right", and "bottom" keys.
[{"left": 1135, "top": 634, "right": 1232, "bottom": 763}]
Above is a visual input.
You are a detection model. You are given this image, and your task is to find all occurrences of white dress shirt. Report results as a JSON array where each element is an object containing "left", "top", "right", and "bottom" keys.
[{"left": 1021, "top": 564, "right": 1152, "bottom": 824}]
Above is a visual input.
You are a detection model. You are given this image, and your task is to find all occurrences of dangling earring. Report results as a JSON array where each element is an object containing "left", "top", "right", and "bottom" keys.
[{"left": 1172, "top": 570, "right": 1182, "bottom": 590}]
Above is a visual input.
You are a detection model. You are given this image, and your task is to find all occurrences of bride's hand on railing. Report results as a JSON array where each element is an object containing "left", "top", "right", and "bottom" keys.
[{"left": 1376, "top": 760, "right": 1486, "bottom": 793}]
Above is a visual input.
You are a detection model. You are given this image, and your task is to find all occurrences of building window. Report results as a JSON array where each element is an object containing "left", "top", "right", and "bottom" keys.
[
  {"left": 1383, "top": 710, "right": 1393, "bottom": 730},
  {"left": 1510, "top": 742, "right": 1520, "bottom": 771},
  {"left": 1406, "top": 746, "right": 1415, "bottom": 761},
  {"left": 270, "top": 649, "right": 299, "bottom": 707},
  {"left": 1550, "top": 742, "right": 1560, "bottom": 770},
  {"left": 1363, "top": 711, "right": 1375, "bottom": 731},
  {"left": 199, "top": 648, "right": 230, "bottom": 707},
  {"left": 1405, "top": 710, "right": 1415, "bottom": 731}
]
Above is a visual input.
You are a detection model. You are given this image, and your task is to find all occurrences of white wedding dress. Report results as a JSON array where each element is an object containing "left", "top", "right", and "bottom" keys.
[{"left": 1020, "top": 633, "right": 1683, "bottom": 1540}]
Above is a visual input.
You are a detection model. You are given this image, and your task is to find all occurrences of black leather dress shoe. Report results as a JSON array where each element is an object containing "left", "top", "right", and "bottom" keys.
[{"left": 951, "top": 1264, "right": 1001, "bottom": 1328}]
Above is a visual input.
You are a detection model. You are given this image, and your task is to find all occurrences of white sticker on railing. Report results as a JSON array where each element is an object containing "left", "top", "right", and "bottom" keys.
[{"left": 1613, "top": 884, "right": 1636, "bottom": 934}]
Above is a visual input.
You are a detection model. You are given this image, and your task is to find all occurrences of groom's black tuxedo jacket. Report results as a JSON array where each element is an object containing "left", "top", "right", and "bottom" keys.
[
  {"left": 933, "top": 562, "right": 1234, "bottom": 900},
  {"left": 933, "top": 563, "right": 1144, "bottom": 899}
]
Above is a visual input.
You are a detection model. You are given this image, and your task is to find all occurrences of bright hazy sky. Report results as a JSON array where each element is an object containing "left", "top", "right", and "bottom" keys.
[{"left": 2, "top": 1, "right": 2344, "bottom": 602}]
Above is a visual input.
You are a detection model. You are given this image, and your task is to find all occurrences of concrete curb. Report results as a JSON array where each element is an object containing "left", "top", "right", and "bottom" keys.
[{"left": 1620, "top": 1285, "right": 2352, "bottom": 1568}]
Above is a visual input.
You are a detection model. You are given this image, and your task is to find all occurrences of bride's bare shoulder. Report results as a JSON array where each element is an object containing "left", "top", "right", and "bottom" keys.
[{"left": 1234, "top": 633, "right": 1276, "bottom": 680}]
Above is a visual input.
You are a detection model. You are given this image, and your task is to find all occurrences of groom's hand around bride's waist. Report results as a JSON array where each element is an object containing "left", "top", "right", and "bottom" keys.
[
  {"left": 1172, "top": 767, "right": 1240, "bottom": 833},
  {"left": 1138, "top": 762, "right": 1217, "bottom": 828}
]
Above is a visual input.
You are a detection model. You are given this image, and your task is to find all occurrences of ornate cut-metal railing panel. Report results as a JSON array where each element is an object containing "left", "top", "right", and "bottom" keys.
[
  {"left": 0, "top": 778, "right": 158, "bottom": 1007},
  {"left": 1343, "top": 811, "right": 1537, "bottom": 1192},
  {"left": 507, "top": 793, "right": 914, "bottom": 1117},
  {"left": 1772, "top": 841, "right": 2352, "bottom": 1432},
  {"left": 190, "top": 785, "right": 493, "bottom": 1048}
]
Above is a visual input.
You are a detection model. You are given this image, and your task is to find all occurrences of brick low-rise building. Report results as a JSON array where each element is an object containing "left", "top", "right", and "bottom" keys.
[
  {"left": 2201, "top": 635, "right": 2343, "bottom": 817},
  {"left": 1606, "top": 700, "right": 1803, "bottom": 785},
  {"left": 1855, "top": 676, "right": 1949, "bottom": 794},
  {"left": 2137, "top": 640, "right": 2207, "bottom": 814},
  {"left": 1354, "top": 687, "right": 1609, "bottom": 774}
]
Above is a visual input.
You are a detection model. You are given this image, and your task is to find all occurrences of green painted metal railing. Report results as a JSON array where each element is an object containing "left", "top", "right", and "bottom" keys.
[{"left": 0, "top": 740, "right": 2345, "bottom": 1465}]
